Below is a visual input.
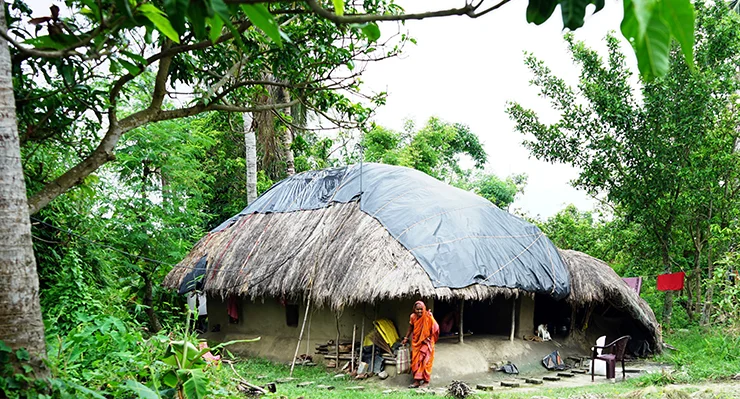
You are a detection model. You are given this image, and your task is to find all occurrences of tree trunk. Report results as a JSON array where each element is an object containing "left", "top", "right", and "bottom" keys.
[
  {"left": 660, "top": 245, "right": 674, "bottom": 328},
  {"left": 143, "top": 272, "right": 162, "bottom": 333},
  {"left": 243, "top": 112, "right": 257, "bottom": 204},
  {"left": 282, "top": 88, "right": 295, "bottom": 176},
  {"left": 0, "top": 11, "right": 48, "bottom": 377},
  {"left": 701, "top": 202, "right": 714, "bottom": 325}
]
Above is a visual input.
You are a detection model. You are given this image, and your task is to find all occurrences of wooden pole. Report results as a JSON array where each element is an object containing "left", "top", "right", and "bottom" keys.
[
  {"left": 335, "top": 314, "right": 340, "bottom": 369},
  {"left": 305, "top": 307, "right": 312, "bottom": 356},
  {"left": 458, "top": 299, "right": 465, "bottom": 344},
  {"left": 510, "top": 296, "right": 516, "bottom": 342},
  {"left": 359, "top": 311, "right": 365, "bottom": 370},
  {"left": 370, "top": 305, "right": 377, "bottom": 374},
  {"left": 350, "top": 324, "right": 357, "bottom": 373},
  {"left": 290, "top": 299, "right": 312, "bottom": 377}
]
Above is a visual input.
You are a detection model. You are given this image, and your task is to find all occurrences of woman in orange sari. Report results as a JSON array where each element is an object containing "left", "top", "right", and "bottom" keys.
[{"left": 401, "top": 300, "right": 439, "bottom": 388}]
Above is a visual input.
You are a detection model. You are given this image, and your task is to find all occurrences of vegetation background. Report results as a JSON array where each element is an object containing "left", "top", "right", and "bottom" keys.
[{"left": 0, "top": 0, "right": 738, "bottom": 398}]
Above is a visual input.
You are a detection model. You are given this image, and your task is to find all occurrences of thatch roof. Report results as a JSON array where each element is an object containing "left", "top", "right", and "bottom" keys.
[
  {"left": 163, "top": 201, "right": 522, "bottom": 309},
  {"left": 558, "top": 249, "right": 662, "bottom": 349},
  {"left": 164, "top": 201, "right": 662, "bottom": 348}
]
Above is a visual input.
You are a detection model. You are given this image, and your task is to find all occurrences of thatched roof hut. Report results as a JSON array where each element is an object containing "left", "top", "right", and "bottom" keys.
[{"left": 164, "top": 163, "right": 661, "bottom": 352}]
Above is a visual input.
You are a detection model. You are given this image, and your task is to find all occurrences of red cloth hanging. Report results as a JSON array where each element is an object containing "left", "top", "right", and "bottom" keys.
[
  {"left": 657, "top": 272, "right": 685, "bottom": 291},
  {"left": 227, "top": 295, "right": 239, "bottom": 321}
]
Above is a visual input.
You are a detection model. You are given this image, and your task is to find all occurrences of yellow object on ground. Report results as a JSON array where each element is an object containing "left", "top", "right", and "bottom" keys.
[{"left": 374, "top": 318, "right": 399, "bottom": 345}]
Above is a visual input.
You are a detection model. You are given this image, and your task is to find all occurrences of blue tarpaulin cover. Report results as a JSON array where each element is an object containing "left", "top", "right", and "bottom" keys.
[{"left": 214, "top": 163, "right": 570, "bottom": 299}]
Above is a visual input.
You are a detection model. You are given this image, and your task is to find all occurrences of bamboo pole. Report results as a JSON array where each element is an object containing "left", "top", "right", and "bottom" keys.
[
  {"left": 358, "top": 312, "right": 365, "bottom": 371},
  {"left": 290, "top": 299, "right": 312, "bottom": 376},
  {"left": 510, "top": 297, "right": 516, "bottom": 342},
  {"left": 370, "top": 305, "right": 377, "bottom": 374},
  {"left": 459, "top": 299, "right": 464, "bottom": 344},
  {"left": 304, "top": 307, "right": 312, "bottom": 356},
  {"left": 335, "top": 314, "right": 340, "bottom": 369},
  {"left": 350, "top": 324, "right": 357, "bottom": 372}
]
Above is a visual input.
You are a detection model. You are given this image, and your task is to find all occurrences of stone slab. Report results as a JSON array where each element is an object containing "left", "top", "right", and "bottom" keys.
[
  {"left": 501, "top": 381, "right": 520, "bottom": 387},
  {"left": 543, "top": 376, "right": 561, "bottom": 381}
]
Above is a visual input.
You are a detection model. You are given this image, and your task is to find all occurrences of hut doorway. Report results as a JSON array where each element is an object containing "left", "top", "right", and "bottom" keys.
[
  {"left": 435, "top": 297, "right": 515, "bottom": 337},
  {"left": 533, "top": 294, "right": 572, "bottom": 338}
]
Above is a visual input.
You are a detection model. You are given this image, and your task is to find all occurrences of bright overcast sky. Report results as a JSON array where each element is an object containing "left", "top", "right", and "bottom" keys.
[{"left": 361, "top": 0, "right": 637, "bottom": 218}]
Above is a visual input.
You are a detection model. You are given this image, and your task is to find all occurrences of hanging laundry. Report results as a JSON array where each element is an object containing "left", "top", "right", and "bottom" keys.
[
  {"left": 622, "top": 277, "right": 643, "bottom": 294},
  {"left": 657, "top": 272, "right": 685, "bottom": 291}
]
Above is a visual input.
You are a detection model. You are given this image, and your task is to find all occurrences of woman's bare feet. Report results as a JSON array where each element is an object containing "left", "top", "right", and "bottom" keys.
[{"left": 408, "top": 380, "right": 421, "bottom": 389}]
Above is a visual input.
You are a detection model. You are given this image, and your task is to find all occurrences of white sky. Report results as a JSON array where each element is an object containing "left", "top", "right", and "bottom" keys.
[{"left": 360, "top": 0, "right": 637, "bottom": 218}]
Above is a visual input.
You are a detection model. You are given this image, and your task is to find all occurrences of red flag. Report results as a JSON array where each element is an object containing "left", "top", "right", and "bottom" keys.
[{"left": 657, "top": 272, "right": 685, "bottom": 291}]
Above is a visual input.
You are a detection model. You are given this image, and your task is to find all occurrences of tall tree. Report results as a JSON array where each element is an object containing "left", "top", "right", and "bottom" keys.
[
  {"left": 507, "top": 2, "right": 740, "bottom": 328},
  {"left": 0, "top": 11, "right": 46, "bottom": 376}
]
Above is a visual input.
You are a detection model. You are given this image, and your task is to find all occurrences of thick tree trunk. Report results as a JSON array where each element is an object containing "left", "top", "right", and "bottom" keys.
[
  {"left": 282, "top": 88, "right": 295, "bottom": 176},
  {"left": 0, "top": 11, "right": 48, "bottom": 377},
  {"left": 243, "top": 112, "right": 257, "bottom": 204}
]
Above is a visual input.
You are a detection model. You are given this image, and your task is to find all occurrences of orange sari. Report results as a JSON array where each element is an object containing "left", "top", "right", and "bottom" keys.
[{"left": 409, "top": 301, "right": 440, "bottom": 382}]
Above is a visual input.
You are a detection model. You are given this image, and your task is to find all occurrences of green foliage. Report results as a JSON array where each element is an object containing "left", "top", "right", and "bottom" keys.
[
  {"left": 525, "top": 0, "right": 694, "bottom": 80},
  {"left": 0, "top": 340, "right": 49, "bottom": 399},
  {"left": 362, "top": 117, "right": 487, "bottom": 181},
  {"left": 508, "top": 1, "right": 740, "bottom": 328},
  {"left": 454, "top": 173, "right": 527, "bottom": 210}
]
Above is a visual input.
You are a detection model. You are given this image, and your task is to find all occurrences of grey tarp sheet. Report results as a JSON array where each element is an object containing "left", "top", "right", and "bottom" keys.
[{"left": 213, "top": 163, "right": 570, "bottom": 298}]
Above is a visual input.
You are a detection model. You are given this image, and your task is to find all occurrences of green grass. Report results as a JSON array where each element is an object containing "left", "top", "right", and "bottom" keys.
[
  {"left": 219, "top": 357, "right": 432, "bottom": 399},
  {"left": 628, "top": 327, "right": 740, "bottom": 385},
  {"left": 208, "top": 328, "right": 740, "bottom": 399}
]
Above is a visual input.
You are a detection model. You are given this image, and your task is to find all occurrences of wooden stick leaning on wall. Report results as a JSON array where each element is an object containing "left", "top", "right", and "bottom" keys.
[
  {"left": 289, "top": 298, "right": 312, "bottom": 377},
  {"left": 358, "top": 310, "right": 365, "bottom": 371},
  {"left": 370, "top": 305, "right": 377, "bottom": 374},
  {"left": 335, "top": 314, "right": 340, "bottom": 369},
  {"left": 350, "top": 324, "right": 357, "bottom": 372}
]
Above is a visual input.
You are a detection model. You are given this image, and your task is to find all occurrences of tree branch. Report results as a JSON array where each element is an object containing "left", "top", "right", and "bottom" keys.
[{"left": 301, "top": 0, "right": 503, "bottom": 23}]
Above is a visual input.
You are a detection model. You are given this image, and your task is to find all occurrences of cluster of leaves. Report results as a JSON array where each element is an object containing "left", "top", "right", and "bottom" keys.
[{"left": 361, "top": 117, "right": 487, "bottom": 181}]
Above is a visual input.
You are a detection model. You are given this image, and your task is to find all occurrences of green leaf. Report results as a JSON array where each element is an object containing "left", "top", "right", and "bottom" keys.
[
  {"left": 0, "top": 340, "right": 11, "bottom": 353},
  {"left": 23, "top": 36, "right": 68, "bottom": 50},
  {"left": 138, "top": 3, "right": 180, "bottom": 43},
  {"left": 360, "top": 23, "right": 381, "bottom": 42},
  {"left": 187, "top": 1, "right": 208, "bottom": 39},
  {"left": 622, "top": 0, "right": 658, "bottom": 42},
  {"left": 119, "top": 59, "right": 141, "bottom": 75},
  {"left": 162, "top": 370, "right": 179, "bottom": 388},
  {"left": 207, "top": 16, "right": 225, "bottom": 43},
  {"left": 115, "top": 0, "right": 134, "bottom": 20},
  {"left": 241, "top": 4, "right": 283, "bottom": 46},
  {"left": 560, "top": 0, "right": 591, "bottom": 30},
  {"left": 634, "top": 11, "right": 671, "bottom": 80},
  {"left": 67, "top": 381, "right": 108, "bottom": 399},
  {"left": 121, "top": 50, "right": 147, "bottom": 65},
  {"left": 15, "top": 348, "right": 29, "bottom": 361},
  {"left": 182, "top": 369, "right": 208, "bottom": 399},
  {"left": 164, "top": 0, "right": 189, "bottom": 35},
  {"left": 526, "top": 0, "right": 558, "bottom": 25},
  {"left": 124, "top": 380, "right": 161, "bottom": 399},
  {"left": 332, "top": 0, "right": 345, "bottom": 16},
  {"left": 662, "top": 0, "right": 695, "bottom": 70}
]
